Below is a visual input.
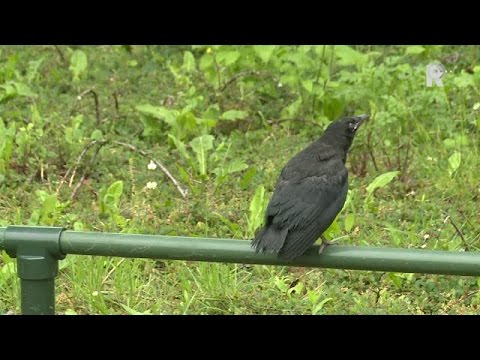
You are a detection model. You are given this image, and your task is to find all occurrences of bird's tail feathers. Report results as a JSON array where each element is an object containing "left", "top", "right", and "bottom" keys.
[{"left": 251, "top": 226, "right": 288, "bottom": 254}]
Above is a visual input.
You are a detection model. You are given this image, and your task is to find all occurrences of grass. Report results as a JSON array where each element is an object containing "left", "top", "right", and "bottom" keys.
[{"left": 0, "top": 45, "right": 479, "bottom": 314}]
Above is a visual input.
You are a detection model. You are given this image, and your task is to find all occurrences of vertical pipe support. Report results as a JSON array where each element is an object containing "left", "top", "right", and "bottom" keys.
[{"left": 4, "top": 226, "right": 65, "bottom": 315}]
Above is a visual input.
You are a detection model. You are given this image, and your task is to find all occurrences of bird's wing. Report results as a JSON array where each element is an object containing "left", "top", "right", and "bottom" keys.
[
  {"left": 267, "top": 166, "right": 348, "bottom": 229},
  {"left": 264, "top": 163, "right": 348, "bottom": 259},
  {"left": 279, "top": 141, "right": 341, "bottom": 182}
]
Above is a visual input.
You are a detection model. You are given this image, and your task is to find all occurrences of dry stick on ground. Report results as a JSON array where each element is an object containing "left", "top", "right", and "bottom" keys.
[
  {"left": 112, "top": 92, "right": 120, "bottom": 119},
  {"left": 400, "top": 143, "right": 411, "bottom": 182},
  {"left": 70, "top": 142, "right": 106, "bottom": 200},
  {"left": 443, "top": 213, "right": 469, "bottom": 250},
  {"left": 113, "top": 141, "right": 188, "bottom": 199},
  {"left": 60, "top": 139, "right": 188, "bottom": 200},
  {"left": 220, "top": 70, "right": 262, "bottom": 92},
  {"left": 445, "top": 213, "right": 469, "bottom": 251},
  {"left": 366, "top": 130, "right": 379, "bottom": 171},
  {"left": 78, "top": 88, "right": 101, "bottom": 125},
  {"left": 56, "top": 140, "right": 107, "bottom": 196}
]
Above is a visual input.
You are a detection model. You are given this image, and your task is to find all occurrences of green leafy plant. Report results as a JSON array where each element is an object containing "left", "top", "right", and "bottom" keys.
[
  {"left": 247, "top": 185, "right": 268, "bottom": 238},
  {"left": 448, "top": 152, "right": 461, "bottom": 177},
  {"left": 99, "top": 180, "right": 126, "bottom": 227},
  {"left": 28, "top": 191, "right": 64, "bottom": 226},
  {"left": 0, "top": 119, "right": 15, "bottom": 182},
  {"left": 69, "top": 49, "right": 88, "bottom": 82},
  {"left": 366, "top": 171, "right": 400, "bottom": 199},
  {"left": 190, "top": 134, "right": 214, "bottom": 177}
]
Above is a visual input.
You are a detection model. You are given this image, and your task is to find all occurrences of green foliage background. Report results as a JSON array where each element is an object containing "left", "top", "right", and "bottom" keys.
[{"left": 0, "top": 45, "right": 479, "bottom": 314}]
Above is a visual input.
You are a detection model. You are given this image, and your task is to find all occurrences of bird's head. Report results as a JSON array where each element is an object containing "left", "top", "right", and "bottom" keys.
[{"left": 324, "top": 114, "right": 369, "bottom": 151}]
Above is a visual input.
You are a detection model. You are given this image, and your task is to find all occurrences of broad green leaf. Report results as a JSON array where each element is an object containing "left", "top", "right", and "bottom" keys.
[
  {"left": 203, "top": 104, "right": 221, "bottom": 120},
  {"left": 240, "top": 167, "right": 257, "bottom": 189},
  {"left": 69, "top": 50, "right": 88, "bottom": 81},
  {"left": 190, "top": 134, "right": 214, "bottom": 176},
  {"left": 103, "top": 180, "right": 124, "bottom": 211},
  {"left": 274, "top": 276, "right": 288, "bottom": 292},
  {"left": 91, "top": 129, "right": 103, "bottom": 140},
  {"left": 287, "top": 281, "right": 304, "bottom": 297},
  {"left": 448, "top": 152, "right": 461, "bottom": 177},
  {"left": 248, "top": 185, "right": 268, "bottom": 236},
  {"left": 220, "top": 110, "right": 248, "bottom": 121},
  {"left": 226, "top": 160, "right": 248, "bottom": 174},
  {"left": 39, "top": 194, "right": 58, "bottom": 225},
  {"left": 385, "top": 226, "right": 402, "bottom": 247},
  {"left": 28, "top": 210, "right": 40, "bottom": 225},
  {"left": 443, "top": 135, "right": 469, "bottom": 149},
  {"left": 106, "top": 180, "right": 123, "bottom": 200},
  {"left": 36, "top": 190, "right": 51, "bottom": 203},
  {"left": 313, "top": 298, "right": 333, "bottom": 315},
  {"left": 254, "top": 45, "right": 276, "bottom": 63},
  {"left": 73, "top": 221, "right": 85, "bottom": 231},
  {"left": 335, "top": 46, "right": 369, "bottom": 67},
  {"left": 387, "top": 272, "right": 402, "bottom": 288},
  {"left": 405, "top": 45, "right": 425, "bottom": 55},
  {"left": 366, "top": 171, "right": 400, "bottom": 196},
  {"left": 453, "top": 72, "right": 475, "bottom": 88},
  {"left": 199, "top": 53, "right": 214, "bottom": 72},
  {"left": 302, "top": 79, "right": 313, "bottom": 93},
  {"left": 324, "top": 97, "right": 346, "bottom": 120},
  {"left": 324, "top": 218, "right": 341, "bottom": 239},
  {"left": 217, "top": 50, "right": 240, "bottom": 66},
  {"left": 344, "top": 213, "right": 355, "bottom": 232},
  {"left": 0, "top": 82, "right": 17, "bottom": 102},
  {"left": 14, "top": 82, "right": 37, "bottom": 98},
  {"left": 281, "top": 97, "right": 302, "bottom": 118},
  {"left": 168, "top": 134, "right": 191, "bottom": 161},
  {"left": 182, "top": 51, "right": 196, "bottom": 73},
  {"left": 135, "top": 104, "right": 177, "bottom": 126}
]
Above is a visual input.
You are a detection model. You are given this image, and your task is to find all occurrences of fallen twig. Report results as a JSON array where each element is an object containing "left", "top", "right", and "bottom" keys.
[
  {"left": 113, "top": 141, "right": 188, "bottom": 199},
  {"left": 56, "top": 140, "right": 107, "bottom": 196},
  {"left": 70, "top": 142, "right": 105, "bottom": 200},
  {"left": 78, "top": 88, "right": 101, "bottom": 125},
  {"left": 58, "top": 139, "right": 188, "bottom": 200},
  {"left": 444, "top": 213, "right": 469, "bottom": 251},
  {"left": 220, "top": 70, "right": 262, "bottom": 92},
  {"left": 112, "top": 92, "right": 119, "bottom": 118}
]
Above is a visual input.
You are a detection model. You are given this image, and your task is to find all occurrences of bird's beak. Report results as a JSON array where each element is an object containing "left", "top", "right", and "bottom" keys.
[{"left": 352, "top": 114, "right": 370, "bottom": 130}]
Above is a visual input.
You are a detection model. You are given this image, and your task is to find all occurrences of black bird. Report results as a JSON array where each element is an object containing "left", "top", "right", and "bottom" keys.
[{"left": 252, "top": 114, "right": 369, "bottom": 260}]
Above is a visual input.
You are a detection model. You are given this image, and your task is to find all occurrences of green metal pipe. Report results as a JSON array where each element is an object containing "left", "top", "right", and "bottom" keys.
[
  {"left": 58, "top": 231, "right": 480, "bottom": 276},
  {"left": 17, "top": 251, "right": 58, "bottom": 315},
  {"left": 2, "top": 226, "right": 64, "bottom": 315},
  {"left": 20, "top": 278, "right": 55, "bottom": 315}
]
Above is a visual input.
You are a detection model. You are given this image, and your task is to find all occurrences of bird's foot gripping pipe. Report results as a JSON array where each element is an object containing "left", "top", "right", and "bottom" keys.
[{"left": 318, "top": 235, "right": 337, "bottom": 255}]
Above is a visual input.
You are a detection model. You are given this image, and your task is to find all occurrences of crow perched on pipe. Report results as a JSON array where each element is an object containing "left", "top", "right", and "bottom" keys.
[{"left": 252, "top": 114, "right": 369, "bottom": 260}]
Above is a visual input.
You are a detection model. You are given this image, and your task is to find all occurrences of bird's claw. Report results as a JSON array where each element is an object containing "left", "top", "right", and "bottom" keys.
[{"left": 318, "top": 236, "right": 337, "bottom": 254}]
